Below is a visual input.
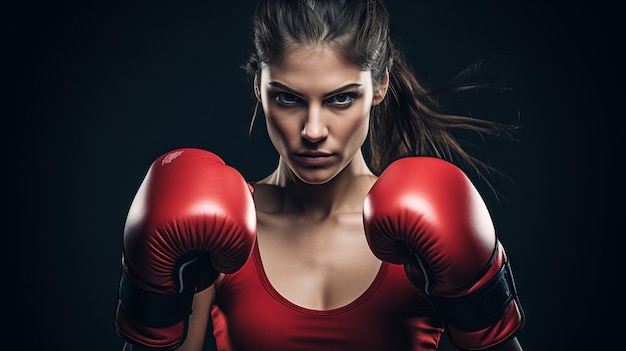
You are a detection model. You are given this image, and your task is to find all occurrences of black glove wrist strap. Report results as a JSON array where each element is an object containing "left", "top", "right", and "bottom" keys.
[
  {"left": 429, "top": 260, "right": 520, "bottom": 331},
  {"left": 118, "top": 271, "right": 194, "bottom": 328}
]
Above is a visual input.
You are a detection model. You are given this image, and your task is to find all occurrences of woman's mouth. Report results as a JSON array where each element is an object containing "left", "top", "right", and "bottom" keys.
[{"left": 294, "top": 152, "right": 335, "bottom": 166}]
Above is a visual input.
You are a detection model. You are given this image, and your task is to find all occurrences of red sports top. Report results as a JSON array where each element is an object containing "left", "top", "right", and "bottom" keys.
[{"left": 211, "top": 242, "right": 444, "bottom": 351}]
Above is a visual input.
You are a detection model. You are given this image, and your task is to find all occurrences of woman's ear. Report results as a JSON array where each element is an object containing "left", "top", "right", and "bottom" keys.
[
  {"left": 372, "top": 70, "right": 389, "bottom": 106},
  {"left": 254, "top": 74, "right": 261, "bottom": 101}
]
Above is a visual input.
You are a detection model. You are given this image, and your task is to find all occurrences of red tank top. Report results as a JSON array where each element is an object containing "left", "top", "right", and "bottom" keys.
[{"left": 211, "top": 242, "right": 444, "bottom": 351}]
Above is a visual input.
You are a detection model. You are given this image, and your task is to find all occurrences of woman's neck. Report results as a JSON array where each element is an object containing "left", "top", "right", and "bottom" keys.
[{"left": 264, "top": 150, "right": 377, "bottom": 219}]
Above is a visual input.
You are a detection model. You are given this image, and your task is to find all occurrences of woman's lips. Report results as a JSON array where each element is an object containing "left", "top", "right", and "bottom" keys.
[{"left": 294, "top": 152, "right": 335, "bottom": 166}]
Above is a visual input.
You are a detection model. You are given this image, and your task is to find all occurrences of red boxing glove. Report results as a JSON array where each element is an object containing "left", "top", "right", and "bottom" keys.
[
  {"left": 114, "top": 148, "right": 256, "bottom": 350},
  {"left": 363, "top": 157, "right": 523, "bottom": 350}
]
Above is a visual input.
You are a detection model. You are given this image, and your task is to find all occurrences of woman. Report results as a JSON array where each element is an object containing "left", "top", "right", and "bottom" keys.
[{"left": 115, "top": 1, "right": 524, "bottom": 350}]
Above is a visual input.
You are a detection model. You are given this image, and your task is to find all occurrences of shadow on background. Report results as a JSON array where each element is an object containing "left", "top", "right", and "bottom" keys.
[{"left": 2, "top": 1, "right": 624, "bottom": 350}]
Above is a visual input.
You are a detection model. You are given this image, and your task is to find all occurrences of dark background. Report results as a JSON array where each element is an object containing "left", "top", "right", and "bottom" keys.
[{"left": 2, "top": 0, "right": 624, "bottom": 350}]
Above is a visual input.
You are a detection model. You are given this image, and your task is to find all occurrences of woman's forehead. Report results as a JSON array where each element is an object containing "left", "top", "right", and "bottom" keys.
[{"left": 263, "top": 45, "right": 369, "bottom": 82}]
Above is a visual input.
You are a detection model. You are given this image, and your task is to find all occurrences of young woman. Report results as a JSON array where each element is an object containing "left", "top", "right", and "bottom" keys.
[{"left": 114, "top": 1, "right": 525, "bottom": 350}]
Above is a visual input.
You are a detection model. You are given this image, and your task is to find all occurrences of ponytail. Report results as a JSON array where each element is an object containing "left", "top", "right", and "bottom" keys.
[
  {"left": 245, "top": 0, "right": 518, "bottom": 194},
  {"left": 369, "top": 43, "right": 517, "bottom": 192}
]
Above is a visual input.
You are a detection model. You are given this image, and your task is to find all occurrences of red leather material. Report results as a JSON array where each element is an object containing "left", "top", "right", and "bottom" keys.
[
  {"left": 446, "top": 300, "right": 523, "bottom": 350},
  {"left": 115, "top": 148, "right": 256, "bottom": 349},
  {"left": 363, "top": 157, "right": 523, "bottom": 350}
]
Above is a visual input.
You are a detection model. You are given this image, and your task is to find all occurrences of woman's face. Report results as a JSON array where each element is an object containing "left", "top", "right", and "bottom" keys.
[{"left": 258, "top": 45, "right": 387, "bottom": 184}]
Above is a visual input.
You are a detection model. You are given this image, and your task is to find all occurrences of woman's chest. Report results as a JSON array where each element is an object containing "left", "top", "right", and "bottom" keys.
[
  {"left": 213, "top": 248, "right": 440, "bottom": 351},
  {"left": 254, "top": 211, "right": 382, "bottom": 310}
]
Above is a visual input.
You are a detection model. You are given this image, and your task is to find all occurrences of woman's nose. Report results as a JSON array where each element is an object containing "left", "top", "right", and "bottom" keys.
[{"left": 301, "top": 105, "right": 328, "bottom": 143}]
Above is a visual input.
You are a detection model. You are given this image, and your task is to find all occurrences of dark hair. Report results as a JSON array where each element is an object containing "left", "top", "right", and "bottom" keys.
[{"left": 245, "top": 0, "right": 517, "bottom": 189}]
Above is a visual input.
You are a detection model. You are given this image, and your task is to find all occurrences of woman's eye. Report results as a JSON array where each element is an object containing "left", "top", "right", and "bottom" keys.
[
  {"left": 273, "top": 92, "right": 301, "bottom": 105},
  {"left": 327, "top": 93, "right": 357, "bottom": 106}
]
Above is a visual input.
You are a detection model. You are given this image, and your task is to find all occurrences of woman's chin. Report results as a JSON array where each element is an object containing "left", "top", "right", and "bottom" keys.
[{"left": 292, "top": 168, "right": 339, "bottom": 186}]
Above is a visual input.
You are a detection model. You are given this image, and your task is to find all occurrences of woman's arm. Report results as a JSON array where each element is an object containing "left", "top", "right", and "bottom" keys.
[
  {"left": 449, "top": 337, "right": 523, "bottom": 351},
  {"left": 489, "top": 338, "right": 522, "bottom": 351},
  {"left": 485, "top": 337, "right": 522, "bottom": 351},
  {"left": 121, "top": 287, "right": 216, "bottom": 351},
  {"left": 176, "top": 286, "right": 217, "bottom": 351}
]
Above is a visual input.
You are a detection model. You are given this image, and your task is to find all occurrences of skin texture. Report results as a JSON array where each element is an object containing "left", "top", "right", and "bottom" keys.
[
  {"left": 172, "top": 45, "right": 522, "bottom": 351},
  {"left": 258, "top": 45, "right": 386, "bottom": 186},
  {"left": 174, "top": 45, "right": 389, "bottom": 351},
  {"left": 253, "top": 44, "right": 390, "bottom": 310}
]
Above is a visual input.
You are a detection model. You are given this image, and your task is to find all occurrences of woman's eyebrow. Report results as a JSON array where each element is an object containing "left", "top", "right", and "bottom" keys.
[
  {"left": 268, "top": 82, "right": 303, "bottom": 97},
  {"left": 268, "top": 82, "right": 362, "bottom": 98},
  {"left": 323, "top": 83, "right": 362, "bottom": 98}
]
